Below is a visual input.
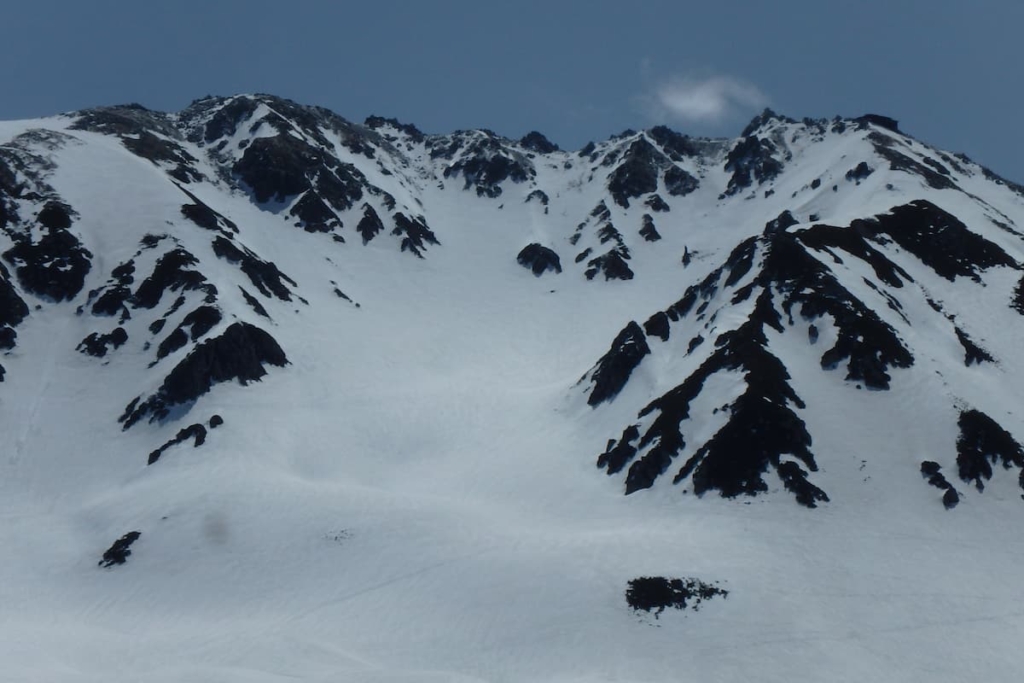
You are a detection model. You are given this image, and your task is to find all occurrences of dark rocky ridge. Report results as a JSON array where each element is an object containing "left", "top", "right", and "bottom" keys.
[
  {"left": 588, "top": 191, "right": 1022, "bottom": 506},
  {"left": 572, "top": 201, "right": 635, "bottom": 281},
  {"left": 365, "top": 115, "right": 425, "bottom": 143},
  {"left": 606, "top": 139, "right": 665, "bottom": 208},
  {"left": 391, "top": 213, "right": 439, "bottom": 258},
  {"left": 72, "top": 104, "right": 179, "bottom": 139},
  {"left": 121, "top": 322, "right": 288, "bottom": 428},
  {"left": 234, "top": 135, "right": 365, "bottom": 210},
  {"left": 850, "top": 200, "right": 1018, "bottom": 282},
  {"left": 182, "top": 94, "right": 383, "bottom": 160},
  {"left": 646, "top": 126, "right": 700, "bottom": 160},
  {"left": 584, "top": 322, "right": 651, "bottom": 407},
  {"left": 605, "top": 137, "right": 698, "bottom": 209},
  {"left": 954, "top": 327, "right": 994, "bottom": 366},
  {"left": 71, "top": 105, "right": 202, "bottom": 183},
  {"left": 131, "top": 247, "right": 215, "bottom": 310},
  {"left": 435, "top": 132, "right": 535, "bottom": 198},
  {"left": 587, "top": 201, "right": 999, "bottom": 505},
  {"left": 179, "top": 186, "right": 238, "bottom": 234},
  {"left": 598, "top": 288, "right": 829, "bottom": 506},
  {"left": 868, "top": 133, "right": 958, "bottom": 191},
  {"left": 154, "top": 306, "right": 222, "bottom": 361},
  {"left": 239, "top": 287, "right": 270, "bottom": 318},
  {"left": 179, "top": 94, "right": 402, "bottom": 240},
  {"left": 723, "top": 135, "right": 785, "bottom": 197},
  {"left": 585, "top": 250, "right": 634, "bottom": 281},
  {"left": 639, "top": 214, "right": 661, "bottom": 242}
]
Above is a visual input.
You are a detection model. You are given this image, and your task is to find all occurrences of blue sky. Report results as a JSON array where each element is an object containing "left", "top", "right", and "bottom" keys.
[{"left": 3, "top": 0, "right": 1022, "bottom": 181}]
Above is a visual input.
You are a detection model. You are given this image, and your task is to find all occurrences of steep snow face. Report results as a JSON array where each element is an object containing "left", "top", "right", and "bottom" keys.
[{"left": 3, "top": 97, "right": 1024, "bottom": 682}]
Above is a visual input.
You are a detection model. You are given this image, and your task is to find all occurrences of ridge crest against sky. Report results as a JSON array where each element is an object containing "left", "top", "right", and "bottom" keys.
[{"left": 2, "top": 0, "right": 1022, "bottom": 182}]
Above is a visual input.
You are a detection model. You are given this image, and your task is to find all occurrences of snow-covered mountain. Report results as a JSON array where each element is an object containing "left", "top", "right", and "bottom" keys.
[{"left": 3, "top": 95, "right": 1024, "bottom": 681}]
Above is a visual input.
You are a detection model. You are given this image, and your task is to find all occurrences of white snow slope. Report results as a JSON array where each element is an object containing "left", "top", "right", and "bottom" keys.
[{"left": 2, "top": 98, "right": 1024, "bottom": 682}]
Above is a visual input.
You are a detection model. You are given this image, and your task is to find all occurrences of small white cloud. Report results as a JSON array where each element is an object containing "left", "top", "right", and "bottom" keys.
[{"left": 651, "top": 74, "right": 768, "bottom": 124}]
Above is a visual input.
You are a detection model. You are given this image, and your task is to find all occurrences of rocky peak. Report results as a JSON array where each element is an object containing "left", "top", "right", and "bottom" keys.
[
  {"left": 430, "top": 129, "right": 536, "bottom": 198},
  {"left": 740, "top": 108, "right": 797, "bottom": 138}
]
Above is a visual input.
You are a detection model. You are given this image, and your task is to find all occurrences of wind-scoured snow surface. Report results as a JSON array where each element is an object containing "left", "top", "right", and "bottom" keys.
[{"left": 2, "top": 97, "right": 1024, "bottom": 681}]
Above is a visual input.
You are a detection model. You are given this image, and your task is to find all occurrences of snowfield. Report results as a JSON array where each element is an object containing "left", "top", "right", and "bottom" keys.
[{"left": 1, "top": 98, "right": 1024, "bottom": 681}]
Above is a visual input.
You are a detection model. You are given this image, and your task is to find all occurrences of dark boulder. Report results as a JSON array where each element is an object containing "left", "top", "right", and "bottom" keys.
[
  {"left": 78, "top": 327, "right": 128, "bottom": 358},
  {"left": 644, "top": 194, "right": 670, "bottom": 213},
  {"left": 845, "top": 162, "right": 874, "bottom": 182},
  {"left": 625, "top": 576, "right": 728, "bottom": 617},
  {"left": 868, "top": 133, "right": 957, "bottom": 191},
  {"left": 356, "top": 204, "right": 385, "bottom": 244},
  {"left": 36, "top": 201, "right": 73, "bottom": 230},
  {"left": 643, "top": 311, "right": 670, "bottom": 341},
  {"left": 516, "top": 244, "right": 562, "bottom": 276},
  {"left": 639, "top": 214, "right": 661, "bottom": 242},
  {"left": 212, "top": 237, "right": 296, "bottom": 301},
  {"left": 1013, "top": 276, "right": 1024, "bottom": 315},
  {"left": 99, "top": 531, "right": 141, "bottom": 567}
]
